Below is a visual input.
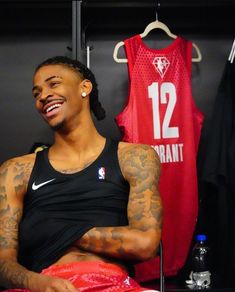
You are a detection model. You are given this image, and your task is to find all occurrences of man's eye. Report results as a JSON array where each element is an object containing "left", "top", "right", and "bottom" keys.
[
  {"left": 50, "top": 81, "right": 60, "bottom": 87},
  {"left": 33, "top": 92, "right": 40, "bottom": 99}
]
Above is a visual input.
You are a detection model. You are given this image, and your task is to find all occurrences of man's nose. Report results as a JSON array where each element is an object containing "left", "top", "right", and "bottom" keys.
[{"left": 39, "top": 89, "right": 53, "bottom": 103}]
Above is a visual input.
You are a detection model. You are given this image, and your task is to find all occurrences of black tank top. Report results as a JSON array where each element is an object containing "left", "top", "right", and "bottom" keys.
[{"left": 18, "top": 139, "right": 129, "bottom": 272}]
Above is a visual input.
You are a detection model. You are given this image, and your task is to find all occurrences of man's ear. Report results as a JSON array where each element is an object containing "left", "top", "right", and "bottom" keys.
[{"left": 80, "top": 79, "right": 92, "bottom": 97}]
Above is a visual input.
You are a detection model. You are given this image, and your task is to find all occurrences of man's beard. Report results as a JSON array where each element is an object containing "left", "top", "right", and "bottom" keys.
[{"left": 50, "top": 120, "right": 65, "bottom": 131}]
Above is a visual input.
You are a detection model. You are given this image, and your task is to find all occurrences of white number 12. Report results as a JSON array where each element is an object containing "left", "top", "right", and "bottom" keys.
[{"left": 148, "top": 82, "right": 179, "bottom": 139}]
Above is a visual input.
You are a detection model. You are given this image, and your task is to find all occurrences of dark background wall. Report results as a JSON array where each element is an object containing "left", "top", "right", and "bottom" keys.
[{"left": 0, "top": 0, "right": 234, "bottom": 164}]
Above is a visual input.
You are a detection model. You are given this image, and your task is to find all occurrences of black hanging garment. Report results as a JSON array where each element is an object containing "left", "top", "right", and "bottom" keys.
[{"left": 198, "top": 60, "right": 235, "bottom": 285}]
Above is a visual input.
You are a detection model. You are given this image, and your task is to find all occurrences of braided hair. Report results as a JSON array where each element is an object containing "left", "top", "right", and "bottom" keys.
[{"left": 35, "top": 56, "right": 106, "bottom": 121}]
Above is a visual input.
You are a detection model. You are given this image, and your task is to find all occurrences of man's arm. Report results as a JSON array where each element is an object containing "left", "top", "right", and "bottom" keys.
[
  {"left": 0, "top": 158, "right": 33, "bottom": 289},
  {"left": 0, "top": 157, "right": 78, "bottom": 292},
  {"left": 77, "top": 143, "right": 162, "bottom": 262}
]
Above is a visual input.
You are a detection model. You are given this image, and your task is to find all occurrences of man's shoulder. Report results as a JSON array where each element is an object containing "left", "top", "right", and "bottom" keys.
[
  {"left": 118, "top": 141, "right": 160, "bottom": 167},
  {"left": 118, "top": 141, "right": 157, "bottom": 156},
  {"left": 117, "top": 142, "right": 160, "bottom": 181},
  {"left": 0, "top": 153, "right": 37, "bottom": 198},
  {"left": 0, "top": 153, "right": 36, "bottom": 172},
  {"left": 2, "top": 152, "right": 36, "bottom": 164}
]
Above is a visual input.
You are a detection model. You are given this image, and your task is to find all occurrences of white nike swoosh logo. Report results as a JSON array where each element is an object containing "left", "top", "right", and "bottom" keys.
[{"left": 32, "top": 178, "right": 56, "bottom": 190}]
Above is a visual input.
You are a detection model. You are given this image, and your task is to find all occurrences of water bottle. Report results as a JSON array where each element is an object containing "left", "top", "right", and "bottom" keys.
[{"left": 186, "top": 234, "right": 211, "bottom": 289}]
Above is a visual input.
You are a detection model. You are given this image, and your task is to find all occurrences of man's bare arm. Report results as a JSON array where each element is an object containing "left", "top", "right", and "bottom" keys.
[
  {"left": 0, "top": 159, "right": 33, "bottom": 289},
  {"left": 0, "top": 158, "right": 78, "bottom": 292},
  {"left": 77, "top": 143, "right": 162, "bottom": 262}
]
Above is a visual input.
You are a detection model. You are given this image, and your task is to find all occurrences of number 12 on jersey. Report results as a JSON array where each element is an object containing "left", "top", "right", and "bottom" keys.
[{"left": 148, "top": 82, "right": 179, "bottom": 139}]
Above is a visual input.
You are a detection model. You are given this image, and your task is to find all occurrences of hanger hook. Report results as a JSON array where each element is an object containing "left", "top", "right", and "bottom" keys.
[{"left": 156, "top": 0, "right": 161, "bottom": 21}]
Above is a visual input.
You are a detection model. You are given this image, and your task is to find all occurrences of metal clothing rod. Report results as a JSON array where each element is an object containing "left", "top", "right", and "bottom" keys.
[
  {"left": 86, "top": 45, "right": 90, "bottom": 68},
  {"left": 72, "top": 0, "right": 82, "bottom": 60},
  {"left": 155, "top": 0, "right": 160, "bottom": 21},
  {"left": 159, "top": 241, "right": 165, "bottom": 292}
]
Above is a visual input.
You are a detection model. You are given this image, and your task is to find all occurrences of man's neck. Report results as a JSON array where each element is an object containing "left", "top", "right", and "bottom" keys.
[
  {"left": 51, "top": 123, "right": 105, "bottom": 156},
  {"left": 47, "top": 127, "right": 106, "bottom": 172}
]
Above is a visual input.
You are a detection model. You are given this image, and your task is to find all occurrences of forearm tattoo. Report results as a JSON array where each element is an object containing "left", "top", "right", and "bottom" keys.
[{"left": 0, "top": 260, "right": 30, "bottom": 289}]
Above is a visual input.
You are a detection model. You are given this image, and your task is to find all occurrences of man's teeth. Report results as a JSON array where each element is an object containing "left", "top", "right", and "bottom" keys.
[{"left": 46, "top": 103, "right": 62, "bottom": 113}]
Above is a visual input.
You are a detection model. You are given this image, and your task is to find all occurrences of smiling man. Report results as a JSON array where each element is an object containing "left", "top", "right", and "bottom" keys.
[{"left": 0, "top": 56, "right": 162, "bottom": 292}]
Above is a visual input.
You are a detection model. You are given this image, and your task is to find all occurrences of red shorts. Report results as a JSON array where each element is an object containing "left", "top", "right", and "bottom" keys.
[{"left": 2, "top": 261, "right": 158, "bottom": 292}]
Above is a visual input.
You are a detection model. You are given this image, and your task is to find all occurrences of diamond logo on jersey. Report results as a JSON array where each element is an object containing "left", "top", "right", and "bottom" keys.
[
  {"left": 98, "top": 167, "right": 106, "bottom": 180},
  {"left": 152, "top": 56, "right": 170, "bottom": 78}
]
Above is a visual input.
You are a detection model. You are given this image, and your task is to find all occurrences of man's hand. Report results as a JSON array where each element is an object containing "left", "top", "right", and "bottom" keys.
[{"left": 29, "top": 273, "right": 78, "bottom": 292}]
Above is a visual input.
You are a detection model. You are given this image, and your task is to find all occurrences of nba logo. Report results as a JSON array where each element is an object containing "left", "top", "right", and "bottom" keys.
[{"left": 98, "top": 167, "right": 106, "bottom": 180}]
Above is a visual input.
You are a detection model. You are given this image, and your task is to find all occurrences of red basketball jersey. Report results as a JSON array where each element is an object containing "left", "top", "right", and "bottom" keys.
[{"left": 115, "top": 35, "right": 204, "bottom": 282}]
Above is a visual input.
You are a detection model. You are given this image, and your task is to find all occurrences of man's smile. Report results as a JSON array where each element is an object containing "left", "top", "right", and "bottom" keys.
[{"left": 41, "top": 97, "right": 66, "bottom": 118}]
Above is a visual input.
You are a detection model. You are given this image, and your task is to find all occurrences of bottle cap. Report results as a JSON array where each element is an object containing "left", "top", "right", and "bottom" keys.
[{"left": 196, "top": 234, "right": 206, "bottom": 241}]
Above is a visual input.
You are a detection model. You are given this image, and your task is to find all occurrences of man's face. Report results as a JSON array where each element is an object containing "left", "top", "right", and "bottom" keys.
[{"left": 32, "top": 64, "right": 86, "bottom": 130}]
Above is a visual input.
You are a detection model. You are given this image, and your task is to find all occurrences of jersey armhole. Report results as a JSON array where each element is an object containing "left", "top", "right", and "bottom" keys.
[
  {"left": 25, "top": 150, "right": 45, "bottom": 194},
  {"left": 185, "top": 40, "right": 204, "bottom": 122}
]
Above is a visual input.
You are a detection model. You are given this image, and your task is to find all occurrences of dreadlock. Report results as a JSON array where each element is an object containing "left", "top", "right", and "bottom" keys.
[{"left": 35, "top": 56, "right": 106, "bottom": 121}]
